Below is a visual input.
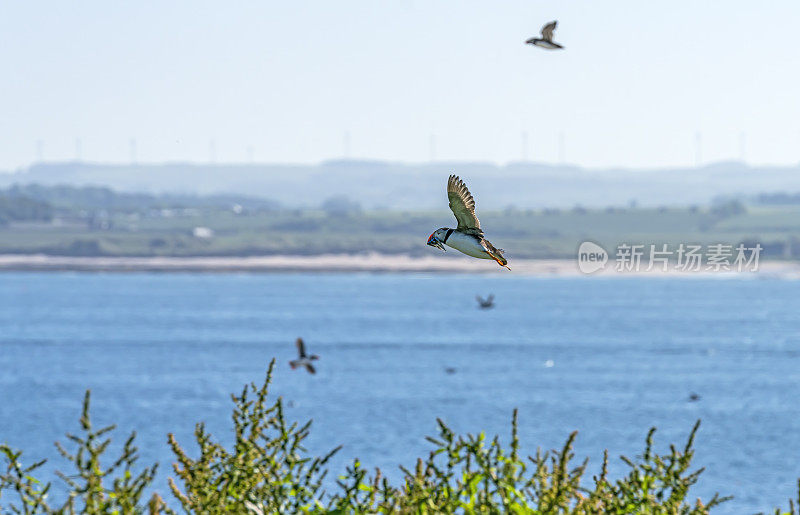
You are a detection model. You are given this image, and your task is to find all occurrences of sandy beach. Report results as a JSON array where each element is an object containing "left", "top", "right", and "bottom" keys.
[{"left": 0, "top": 253, "right": 798, "bottom": 277}]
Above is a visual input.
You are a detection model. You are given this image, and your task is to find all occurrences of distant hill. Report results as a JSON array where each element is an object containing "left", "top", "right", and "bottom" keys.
[{"left": 2, "top": 160, "right": 800, "bottom": 209}]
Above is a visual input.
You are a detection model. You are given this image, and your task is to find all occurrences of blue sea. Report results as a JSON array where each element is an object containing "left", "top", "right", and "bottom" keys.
[{"left": 1, "top": 272, "right": 799, "bottom": 513}]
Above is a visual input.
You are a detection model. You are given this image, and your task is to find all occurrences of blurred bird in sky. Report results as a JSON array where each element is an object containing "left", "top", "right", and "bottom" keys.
[
  {"left": 427, "top": 175, "right": 510, "bottom": 269},
  {"left": 476, "top": 294, "right": 495, "bottom": 309},
  {"left": 526, "top": 20, "right": 563, "bottom": 50},
  {"left": 289, "top": 337, "right": 319, "bottom": 374}
]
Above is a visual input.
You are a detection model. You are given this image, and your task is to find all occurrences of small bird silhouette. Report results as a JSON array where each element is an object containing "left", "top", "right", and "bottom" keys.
[
  {"left": 289, "top": 337, "right": 319, "bottom": 374},
  {"left": 476, "top": 294, "right": 495, "bottom": 309},
  {"left": 445, "top": 367, "right": 457, "bottom": 375},
  {"left": 526, "top": 20, "right": 564, "bottom": 50},
  {"left": 427, "top": 175, "right": 509, "bottom": 269},
  {"left": 688, "top": 392, "right": 701, "bottom": 402}
]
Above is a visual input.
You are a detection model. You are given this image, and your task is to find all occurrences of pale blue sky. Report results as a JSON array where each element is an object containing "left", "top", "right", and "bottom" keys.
[{"left": 2, "top": 1, "right": 800, "bottom": 170}]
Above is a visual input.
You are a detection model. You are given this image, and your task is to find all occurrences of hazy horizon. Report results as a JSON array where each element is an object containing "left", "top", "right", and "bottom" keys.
[
  {"left": 3, "top": 1, "right": 800, "bottom": 171},
  {"left": 3, "top": 155, "right": 799, "bottom": 176},
  {"left": 5, "top": 159, "right": 800, "bottom": 210}
]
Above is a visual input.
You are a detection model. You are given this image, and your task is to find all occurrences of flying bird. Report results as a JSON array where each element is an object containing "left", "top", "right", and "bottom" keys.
[
  {"left": 427, "top": 175, "right": 509, "bottom": 269},
  {"left": 289, "top": 337, "right": 319, "bottom": 374},
  {"left": 476, "top": 294, "right": 495, "bottom": 309},
  {"left": 526, "top": 20, "right": 563, "bottom": 50}
]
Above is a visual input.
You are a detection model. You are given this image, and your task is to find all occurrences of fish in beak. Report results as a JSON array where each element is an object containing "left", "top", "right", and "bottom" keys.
[{"left": 427, "top": 233, "right": 446, "bottom": 251}]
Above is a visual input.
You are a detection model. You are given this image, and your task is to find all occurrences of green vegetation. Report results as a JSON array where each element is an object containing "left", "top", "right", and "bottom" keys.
[
  {"left": 2, "top": 360, "right": 799, "bottom": 513},
  {"left": 0, "top": 391, "right": 157, "bottom": 514},
  {"left": 2, "top": 184, "right": 800, "bottom": 259},
  {"left": 0, "top": 195, "right": 52, "bottom": 226}
]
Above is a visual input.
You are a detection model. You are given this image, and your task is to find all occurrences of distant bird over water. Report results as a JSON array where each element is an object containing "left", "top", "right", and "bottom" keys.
[
  {"left": 476, "top": 294, "right": 495, "bottom": 309},
  {"left": 427, "top": 175, "right": 509, "bottom": 269},
  {"left": 289, "top": 337, "right": 319, "bottom": 374},
  {"left": 688, "top": 392, "right": 701, "bottom": 402},
  {"left": 526, "top": 21, "right": 563, "bottom": 50}
]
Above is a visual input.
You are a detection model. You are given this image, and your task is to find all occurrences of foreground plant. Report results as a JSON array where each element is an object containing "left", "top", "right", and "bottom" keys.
[
  {"left": 0, "top": 390, "right": 159, "bottom": 514},
  {"left": 325, "top": 416, "right": 731, "bottom": 513},
  {"left": 4, "top": 360, "right": 800, "bottom": 513},
  {"left": 167, "top": 360, "right": 339, "bottom": 513},
  {"left": 166, "top": 359, "right": 729, "bottom": 513}
]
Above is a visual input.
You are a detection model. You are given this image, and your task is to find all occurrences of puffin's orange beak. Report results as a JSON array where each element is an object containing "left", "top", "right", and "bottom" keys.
[{"left": 427, "top": 232, "right": 445, "bottom": 251}]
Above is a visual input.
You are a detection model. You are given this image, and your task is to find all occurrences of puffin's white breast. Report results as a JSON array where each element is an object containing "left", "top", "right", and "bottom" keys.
[
  {"left": 534, "top": 41, "right": 560, "bottom": 50},
  {"left": 445, "top": 232, "right": 492, "bottom": 260}
]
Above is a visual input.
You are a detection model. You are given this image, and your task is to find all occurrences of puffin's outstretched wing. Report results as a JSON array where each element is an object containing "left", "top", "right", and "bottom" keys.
[
  {"left": 296, "top": 337, "right": 306, "bottom": 358},
  {"left": 541, "top": 20, "right": 557, "bottom": 41},
  {"left": 447, "top": 175, "right": 482, "bottom": 234}
]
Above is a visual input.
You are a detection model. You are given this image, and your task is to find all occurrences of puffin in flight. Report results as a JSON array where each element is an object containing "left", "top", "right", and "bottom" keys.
[
  {"left": 427, "top": 175, "right": 509, "bottom": 269},
  {"left": 289, "top": 337, "right": 319, "bottom": 374},
  {"left": 526, "top": 21, "right": 563, "bottom": 50}
]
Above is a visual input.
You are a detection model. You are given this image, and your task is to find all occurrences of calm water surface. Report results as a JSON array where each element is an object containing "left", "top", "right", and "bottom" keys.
[{"left": 1, "top": 272, "right": 799, "bottom": 513}]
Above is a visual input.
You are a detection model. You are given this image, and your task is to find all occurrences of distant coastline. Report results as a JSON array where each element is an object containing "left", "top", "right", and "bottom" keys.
[{"left": 1, "top": 253, "right": 799, "bottom": 277}]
